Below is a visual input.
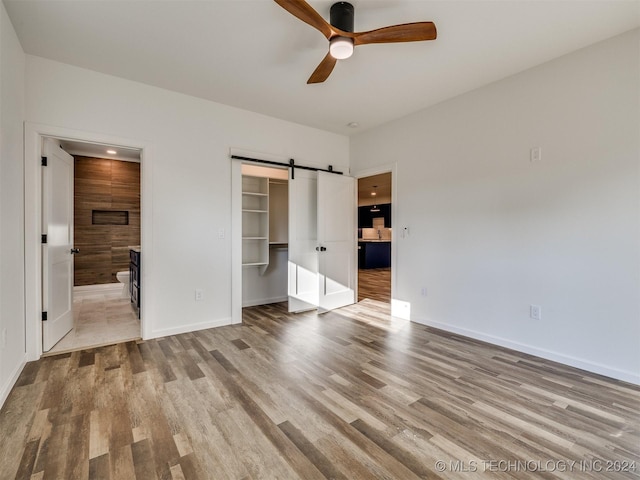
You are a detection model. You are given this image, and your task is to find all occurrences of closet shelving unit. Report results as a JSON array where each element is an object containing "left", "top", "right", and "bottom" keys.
[{"left": 242, "top": 175, "right": 269, "bottom": 274}]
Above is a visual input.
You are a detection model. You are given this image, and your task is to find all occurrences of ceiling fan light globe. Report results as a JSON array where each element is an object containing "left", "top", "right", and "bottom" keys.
[{"left": 329, "top": 37, "right": 354, "bottom": 60}]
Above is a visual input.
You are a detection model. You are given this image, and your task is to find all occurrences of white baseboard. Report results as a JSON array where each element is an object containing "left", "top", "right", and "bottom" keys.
[
  {"left": 0, "top": 354, "right": 27, "bottom": 409},
  {"left": 413, "top": 317, "right": 640, "bottom": 385},
  {"left": 242, "top": 296, "right": 288, "bottom": 308},
  {"left": 148, "top": 317, "right": 233, "bottom": 339}
]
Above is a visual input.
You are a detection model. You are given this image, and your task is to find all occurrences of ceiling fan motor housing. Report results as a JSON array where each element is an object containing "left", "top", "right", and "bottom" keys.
[{"left": 330, "top": 2, "right": 354, "bottom": 32}]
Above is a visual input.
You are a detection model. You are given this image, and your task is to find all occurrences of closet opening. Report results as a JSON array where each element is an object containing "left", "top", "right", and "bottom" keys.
[
  {"left": 231, "top": 152, "right": 357, "bottom": 323},
  {"left": 241, "top": 164, "right": 289, "bottom": 308}
]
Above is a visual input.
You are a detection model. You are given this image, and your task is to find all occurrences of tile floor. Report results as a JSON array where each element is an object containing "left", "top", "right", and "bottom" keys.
[{"left": 45, "top": 284, "right": 141, "bottom": 355}]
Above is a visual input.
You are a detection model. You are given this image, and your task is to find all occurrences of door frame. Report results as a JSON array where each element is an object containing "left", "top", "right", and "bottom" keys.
[
  {"left": 353, "top": 162, "right": 399, "bottom": 315},
  {"left": 24, "top": 122, "right": 153, "bottom": 361}
]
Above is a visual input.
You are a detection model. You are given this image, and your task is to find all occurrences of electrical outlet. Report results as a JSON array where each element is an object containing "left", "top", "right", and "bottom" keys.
[
  {"left": 218, "top": 228, "right": 225, "bottom": 239},
  {"left": 421, "top": 287, "right": 427, "bottom": 297},
  {"left": 1, "top": 328, "right": 6, "bottom": 348},
  {"left": 530, "top": 305, "right": 541, "bottom": 320},
  {"left": 195, "top": 289, "right": 203, "bottom": 301}
]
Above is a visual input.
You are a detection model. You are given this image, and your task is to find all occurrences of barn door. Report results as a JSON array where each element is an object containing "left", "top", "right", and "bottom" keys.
[
  {"left": 317, "top": 172, "right": 355, "bottom": 312},
  {"left": 288, "top": 170, "right": 355, "bottom": 313}
]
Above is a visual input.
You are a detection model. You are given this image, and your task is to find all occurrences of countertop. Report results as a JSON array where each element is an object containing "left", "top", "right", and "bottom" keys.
[{"left": 359, "top": 240, "right": 391, "bottom": 243}]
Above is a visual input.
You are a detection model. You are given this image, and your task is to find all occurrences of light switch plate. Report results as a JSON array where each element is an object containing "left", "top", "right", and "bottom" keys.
[{"left": 530, "top": 305, "right": 541, "bottom": 320}]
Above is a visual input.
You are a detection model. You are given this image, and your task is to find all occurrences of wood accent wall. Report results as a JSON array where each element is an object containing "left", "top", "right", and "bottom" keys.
[{"left": 74, "top": 156, "right": 140, "bottom": 286}]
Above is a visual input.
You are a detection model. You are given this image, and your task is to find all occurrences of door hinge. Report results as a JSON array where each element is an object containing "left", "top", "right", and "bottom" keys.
[
  {"left": 41, "top": 156, "right": 48, "bottom": 166},
  {"left": 41, "top": 234, "right": 47, "bottom": 244},
  {"left": 42, "top": 311, "right": 48, "bottom": 321}
]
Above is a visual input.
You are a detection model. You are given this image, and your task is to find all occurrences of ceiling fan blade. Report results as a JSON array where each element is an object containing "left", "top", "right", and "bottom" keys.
[
  {"left": 353, "top": 22, "right": 437, "bottom": 46},
  {"left": 274, "top": 0, "right": 333, "bottom": 39},
  {"left": 307, "top": 52, "right": 338, "bottom": 84}
]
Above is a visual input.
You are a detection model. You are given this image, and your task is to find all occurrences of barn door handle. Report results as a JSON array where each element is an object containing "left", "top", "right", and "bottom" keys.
[{"left": 70, "top": 248, "right": 80, "bottom": 254}]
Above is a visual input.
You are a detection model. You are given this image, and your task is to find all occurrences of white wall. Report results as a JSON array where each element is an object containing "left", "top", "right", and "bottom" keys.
[
  {"left": 242, "top": 248, "right": 289, "bottom": 307},
  {"left": 0, "top": 1, "right": 26, "bottom": 405},
  {"left": 351, "top": 29, "right": 640, "bottom": 384},
  {"left": 25, "top": 55, "right": 349, "bottom": 340}
]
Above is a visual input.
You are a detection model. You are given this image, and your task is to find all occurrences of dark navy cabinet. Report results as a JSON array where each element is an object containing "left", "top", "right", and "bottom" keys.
[
  {"left": 130, "top": 249, "right": 140, "bottom": 318},
  {"left": 358, "top": 241, "right": 391, "bottom": 269}
]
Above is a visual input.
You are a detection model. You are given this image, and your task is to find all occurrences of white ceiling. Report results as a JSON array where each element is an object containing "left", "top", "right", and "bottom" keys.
[
  {"left": 358, "top": 172, "right": 391, "bottom": 205},
  {"left": 59, "top": 139, "right": 141, "bottom": 162},
  {"left": 4, "top": 0, "right": 639, "bottom": 136}
]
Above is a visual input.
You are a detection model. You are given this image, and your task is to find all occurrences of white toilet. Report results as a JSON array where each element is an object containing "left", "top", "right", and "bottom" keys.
[{"left": 116, "top": 270, "right": 130, "bottom": 297}]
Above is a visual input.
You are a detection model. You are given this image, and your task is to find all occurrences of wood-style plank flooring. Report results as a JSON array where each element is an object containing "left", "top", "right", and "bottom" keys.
[
  {"left": 1, "top": 300, "right": 639, "bottom": 479},
  {"left": 358, "top": 268, "right": 391, "bottom": 303}
]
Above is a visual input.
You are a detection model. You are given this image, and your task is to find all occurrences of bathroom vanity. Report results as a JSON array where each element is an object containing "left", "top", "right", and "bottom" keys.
[{"left": 129, "top": 248, "right": 141, "bottom": 318}]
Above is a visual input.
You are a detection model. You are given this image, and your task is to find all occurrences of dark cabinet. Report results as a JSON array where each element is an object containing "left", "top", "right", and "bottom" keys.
[
  {"left": 129, "top": 249, "right": 140, "bottom": 318},
  {"left": 358, "top": 241, "right": 391, "bottom": 269}
]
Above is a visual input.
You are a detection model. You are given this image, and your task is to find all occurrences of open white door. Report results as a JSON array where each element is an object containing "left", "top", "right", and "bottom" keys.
[
  {"left": 317, "top": 172, "right": 356, "bottom": 312},
  {"left": 288, "top": 169, "right": 319, "bottom": 312},
  {"left": 42, "top": 138, "right": 75, "bottom": 351}
]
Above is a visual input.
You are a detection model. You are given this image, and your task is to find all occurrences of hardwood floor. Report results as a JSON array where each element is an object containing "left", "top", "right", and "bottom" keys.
[
  {"left": 358, "top": 268, "right": 391, "bottom": 303},
  {"left": 1, "top": 300, "right": 638, "bottom": 479}
]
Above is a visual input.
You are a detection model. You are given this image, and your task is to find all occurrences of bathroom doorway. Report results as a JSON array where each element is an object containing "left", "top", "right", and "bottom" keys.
[
  {"left": 357, "top": 172, "right": 392, "bottom": 304},
  {"left": 42, "top": 137, "right": 143, "bottom": 355}
]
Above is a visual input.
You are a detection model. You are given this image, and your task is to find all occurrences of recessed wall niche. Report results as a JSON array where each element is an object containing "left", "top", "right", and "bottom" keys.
[
  {"left": 92, "top": 210, "right": 129, "bottom": 225},
  {"left": 74, "top": 156, "right": 140, "bottom": 286}
]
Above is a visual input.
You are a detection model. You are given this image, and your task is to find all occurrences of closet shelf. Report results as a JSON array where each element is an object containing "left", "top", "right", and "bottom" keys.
[
  {"left": 242, "top": 175, "right": 270, "bottom": 273},
  {"left": 242, "top": 191, "right": 268, "bottom": 197}
]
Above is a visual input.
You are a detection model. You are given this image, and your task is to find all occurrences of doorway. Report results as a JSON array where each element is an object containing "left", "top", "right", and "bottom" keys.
[
  {"left": 43, "top": 138, "right": 143, "bottom": 354},
  {"left": 24, "top": 123, "right": 151, "bottom": 361},
  {"left": 357, "top": 172, "right": 392, "bottom": 304}
]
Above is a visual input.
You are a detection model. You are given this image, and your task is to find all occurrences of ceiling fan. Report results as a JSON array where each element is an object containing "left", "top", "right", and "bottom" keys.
[{"left": 274, "top": 0, "right": 437, "bottom": 84}]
